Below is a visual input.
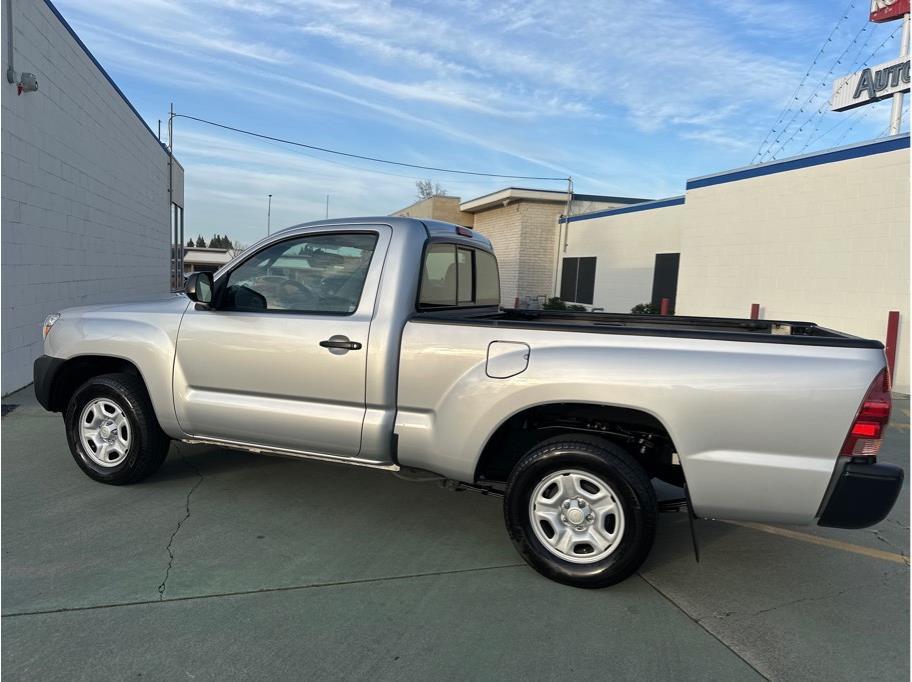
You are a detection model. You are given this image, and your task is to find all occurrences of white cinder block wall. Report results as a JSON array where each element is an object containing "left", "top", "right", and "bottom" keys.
[
  {"left": 676, "top": 141, "right": 909, "bottom": 393},
  {"left": 1, "top": 0, "right": 179, "bottom": 394},
  {"left": 559, "top": 200, "right": 683, "bottom": 312},
  {"left": 562, "top": 137, "right": 909, "bottom": 394}
]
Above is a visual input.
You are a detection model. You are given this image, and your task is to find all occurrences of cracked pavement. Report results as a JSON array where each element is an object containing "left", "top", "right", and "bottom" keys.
[
  {"left": 156, "top": 449, "right": 204, "bottom": 600},
  {"left": 2, "top": 387, "right": 908, "bottom": 680}
]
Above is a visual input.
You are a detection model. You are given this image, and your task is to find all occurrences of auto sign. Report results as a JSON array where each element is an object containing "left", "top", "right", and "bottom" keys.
[{"left": 870, "top": 0, "right": 910, "bottom": 23}]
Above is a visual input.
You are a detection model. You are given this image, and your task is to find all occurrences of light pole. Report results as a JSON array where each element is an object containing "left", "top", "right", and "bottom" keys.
[
  {"left": 267, "top": 194, "right": 272, "bottom": 235},
  {"left": 889, "top": 13, "right": 910, "bottom": 135}
]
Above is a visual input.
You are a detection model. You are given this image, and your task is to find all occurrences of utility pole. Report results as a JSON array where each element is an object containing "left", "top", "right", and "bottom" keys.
[
  {"left": 889, "top": 12, "right": 910, "bottom": 135},
  {"left": 325, "top": 194, "right": 329, "bottom": 219},
  {"left": 267, "top": 194, "right": 272, "bottom": 235}
]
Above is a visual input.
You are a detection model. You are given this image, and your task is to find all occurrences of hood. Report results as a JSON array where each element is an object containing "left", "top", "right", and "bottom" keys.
[{"left": 59, "top": 294, "right": 191, "bottom": 318}]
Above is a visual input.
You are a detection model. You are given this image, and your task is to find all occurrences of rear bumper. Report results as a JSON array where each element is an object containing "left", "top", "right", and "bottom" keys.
[
  {"left": 818, "top": 462, "right": 904, "bottom": 529},
  {"left": 33, "top": 355, "right": 64, "bottom": 411}
]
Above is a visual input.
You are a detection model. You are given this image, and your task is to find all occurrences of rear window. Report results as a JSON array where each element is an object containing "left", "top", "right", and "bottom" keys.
[{"left": 419, "top": 243, "right": 500, "bottom": 308}]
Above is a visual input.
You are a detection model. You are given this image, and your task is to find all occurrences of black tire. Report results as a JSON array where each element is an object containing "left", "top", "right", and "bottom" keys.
[
  {"left": 504, "top": 434, "right": 657, "bottom": 588},
  {"left": 64, "top": 373, "right": 170, "bottom": 485}
]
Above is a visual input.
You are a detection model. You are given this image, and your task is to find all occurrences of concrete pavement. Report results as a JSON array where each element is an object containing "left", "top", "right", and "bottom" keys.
[{"left": 2, "top": 387, "right": 908, "bottom": 680}]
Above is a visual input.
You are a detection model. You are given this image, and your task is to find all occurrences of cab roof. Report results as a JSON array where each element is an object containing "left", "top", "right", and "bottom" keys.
[{"left": 278, "top": 216, "right": 493, "bottom": 250}]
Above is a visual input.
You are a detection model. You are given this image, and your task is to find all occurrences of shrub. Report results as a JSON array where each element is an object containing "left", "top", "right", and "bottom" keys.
[{"left": 630, "top": 302, "right": 659, "bottom": 314}]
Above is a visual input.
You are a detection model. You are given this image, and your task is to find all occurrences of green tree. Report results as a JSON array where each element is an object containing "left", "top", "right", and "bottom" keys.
[
  {"left": 195, "top": 235, "right": 205, "bottom": 247},
  {"left": 186, "top": 238, "right": 194, "bottom": 247}
]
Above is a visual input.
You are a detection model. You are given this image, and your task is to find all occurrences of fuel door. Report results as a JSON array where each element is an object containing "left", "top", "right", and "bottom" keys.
[{"left": 486, "top": 341, "right": 531, "bottom": 379}]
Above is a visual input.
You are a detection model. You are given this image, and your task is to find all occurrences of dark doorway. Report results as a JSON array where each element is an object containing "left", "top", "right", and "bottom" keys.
[
  {"left": 560, "top": 256, "right": 597, "bottom": 305},
  {"left": 651, "top": 253, "right": 680, "bottom": 313}
]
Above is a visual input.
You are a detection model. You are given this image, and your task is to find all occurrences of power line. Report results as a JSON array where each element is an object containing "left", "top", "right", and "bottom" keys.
[
  {"left": 878, "top": 103, "right": 909, "bottom": 137},
  {"left": 801, "top": 103, "right": 869, "bottom": 148},
  {"left": 798, "top": 23, "right": 880, "bottom": 152},
  {"left": 760, "top": 20, "right": 872, "bottom": 161},
  {"left": 752, "top": 0, "right": 857, "bottom": 163},
  {"left": 171, "top": 113, "right": 570, "bottom": 182},
  {"left": 765, "top": 21, "right": 903, "bottom": 159},
  {"left": 195, "top": 127, "right": 519, "bottom": 187},
  {"left": 832, "top": 101, "right": 886, "bottom": 144}
]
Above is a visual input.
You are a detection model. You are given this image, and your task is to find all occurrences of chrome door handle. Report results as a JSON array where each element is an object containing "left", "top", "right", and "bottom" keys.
[{"left": 320, "top": 336, "right": 362, "bottom": 351}]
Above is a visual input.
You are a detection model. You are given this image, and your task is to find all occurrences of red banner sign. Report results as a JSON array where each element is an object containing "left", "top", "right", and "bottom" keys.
[{"left": 870, "top": 0, "right": 909, "bottom": 22}]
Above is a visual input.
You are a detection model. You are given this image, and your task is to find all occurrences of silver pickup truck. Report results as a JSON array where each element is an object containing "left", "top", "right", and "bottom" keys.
[{"left": 33, "top": 217, "right": 902, "bottom": 587}]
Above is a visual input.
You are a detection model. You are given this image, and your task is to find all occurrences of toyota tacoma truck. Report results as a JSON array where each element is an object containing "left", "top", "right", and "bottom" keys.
[{"left": 33, "top": 217, "right": 903, "bottom": 587}]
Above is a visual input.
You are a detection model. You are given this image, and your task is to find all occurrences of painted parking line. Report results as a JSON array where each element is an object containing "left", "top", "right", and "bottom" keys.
[{"left": 723, "top": 520, "right": 909, "bottom": 566}]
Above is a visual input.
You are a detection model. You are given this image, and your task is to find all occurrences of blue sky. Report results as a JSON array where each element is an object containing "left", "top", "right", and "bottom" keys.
[{"left": 55, "top": 0, "right": 908, "bottom": 246}]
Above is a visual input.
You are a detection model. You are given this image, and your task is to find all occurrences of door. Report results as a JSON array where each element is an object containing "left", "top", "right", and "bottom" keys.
[
  {"left": 173, "top": 226, "right": 391, "bottom": 461},
  {"left": 651, "top": 252, "right": 680, "bottom": 313}
]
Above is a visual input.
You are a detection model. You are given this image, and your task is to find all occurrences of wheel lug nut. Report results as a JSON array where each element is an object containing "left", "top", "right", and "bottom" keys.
[
  {"left": 563, "top": 500, "right": 571, "bottom": 509},
  {"left": 560, "top": 514, "right": 567, "bottom": 522},
  {"left": 586, "top": 514, "right": 594, "bottom": 521}
]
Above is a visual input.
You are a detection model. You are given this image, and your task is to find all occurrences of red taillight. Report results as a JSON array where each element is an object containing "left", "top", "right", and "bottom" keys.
[{"left": 840, "top": 368, "right": 892, "bottom": 457}]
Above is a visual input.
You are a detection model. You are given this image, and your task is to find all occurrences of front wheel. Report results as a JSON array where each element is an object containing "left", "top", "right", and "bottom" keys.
[
  {"left": 504, "top": 434, "right": 657, "bottom": 588},
  {"left": 64, "top": 373, "right": 170, "bottom": 485}
]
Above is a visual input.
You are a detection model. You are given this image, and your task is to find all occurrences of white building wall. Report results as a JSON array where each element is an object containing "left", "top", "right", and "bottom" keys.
[
  {"left": 562, "top": 138, "right": 909, "bottom": 393},
  {"left": 560, "top": 202, "right": 683, "bottom": 312},
  {"left": 1, "top": 0, "right": 178, "bottom": 394},
  {"left": 676, "top": 143, "right": 909, "bottom": 393}
]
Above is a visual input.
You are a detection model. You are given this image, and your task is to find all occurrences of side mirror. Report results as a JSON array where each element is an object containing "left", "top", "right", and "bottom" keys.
[{"left": 185, "top": 272, "right": 213, "bottom": 306}]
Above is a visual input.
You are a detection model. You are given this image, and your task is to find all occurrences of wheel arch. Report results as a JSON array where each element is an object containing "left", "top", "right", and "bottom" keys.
[
  {"left": 48, "top": 354, "right": 146, "bottom": 412},
  {"left": 473, "top": 401, "right": 682, "bottom": 486}
]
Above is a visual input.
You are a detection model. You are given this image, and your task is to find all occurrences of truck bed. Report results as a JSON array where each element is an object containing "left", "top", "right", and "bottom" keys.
[{"left": 413, "top": 308, "right": 883, "bottom": 349}]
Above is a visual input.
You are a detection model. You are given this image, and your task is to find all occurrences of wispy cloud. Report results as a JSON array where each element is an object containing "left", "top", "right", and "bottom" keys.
[{"left": 53, "top": 0, "right": 906, "bottom": 243}]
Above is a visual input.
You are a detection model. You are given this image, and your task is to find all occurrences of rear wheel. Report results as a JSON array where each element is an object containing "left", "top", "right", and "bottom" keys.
[
  {"left": 64, "top": 373, "right": 170, "bottom": 484},
  {"left": 504, "top": 434, "right": 657, "bottom": 588}
]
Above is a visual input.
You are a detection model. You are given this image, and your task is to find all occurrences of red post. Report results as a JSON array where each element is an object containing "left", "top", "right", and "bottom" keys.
[
  {"left": 513, "top": 296, "right": 520, "bottom": 309},
  {"left": 750, "top": 303, "right": 760, "bottom": 320},
  {"left": 885, "top": 310, "right": 900, "bottom": 384},
  {"left": 660, "top": 298, "right": 670, "bottom": 315}
]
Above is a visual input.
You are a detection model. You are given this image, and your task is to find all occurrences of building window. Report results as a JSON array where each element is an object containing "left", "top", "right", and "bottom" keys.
[
  {"left": 170, "top": 203, "right": 184, "bottom": 292},
  {"left": 560, "top": 256, "right": 596, "bottom": 304}
]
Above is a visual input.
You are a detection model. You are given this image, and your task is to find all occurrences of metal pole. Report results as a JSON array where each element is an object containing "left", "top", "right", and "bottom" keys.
[
  {"left": 168, "top": 103, "right": 176, "bottom": 290},
  {"left": 325, "top": 194, "right": 329, "bottom": 219},
  {"left": 267, "top": 194, "right": 272, "bottom": 235},
  {"left": 553, "top": 177, "right": 573, "bottom": 297},
  {"left": 885, "top": 310, "right": 900, "bottom": 385},
  {"left": 6, "top": 0, "right": 16, "bottom": 84},
  {"left": 889, "top": 13, "right": 910, "bottom": 135}
]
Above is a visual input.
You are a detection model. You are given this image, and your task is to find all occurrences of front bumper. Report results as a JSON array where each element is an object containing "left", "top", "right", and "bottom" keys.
[
  {"left": 818, "top": 462, "right": 904, "bottom": 529},
  {"left": 33, "top": 355, "right": 65, "bottom": 411}
]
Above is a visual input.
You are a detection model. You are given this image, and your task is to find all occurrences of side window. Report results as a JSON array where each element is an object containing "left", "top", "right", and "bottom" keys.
[
  {"left": 475, "top": 250, "right": 500, "bottom": 306},
  {"left": 222, "top": 232, "right": 378, "bottom": 313},
  {"left": 419, "top": 244, "right": 457, "bottom": 306},
  {"left": 419, "top": 243, "right": 500, "bottom": 308}
]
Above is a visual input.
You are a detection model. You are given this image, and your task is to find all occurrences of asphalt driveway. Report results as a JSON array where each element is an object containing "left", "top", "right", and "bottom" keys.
[{"left": 2, "top": 387, "right": 908, "bottom": 680}]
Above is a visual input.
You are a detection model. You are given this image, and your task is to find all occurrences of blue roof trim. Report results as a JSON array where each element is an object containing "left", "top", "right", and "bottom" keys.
[
  {"left": 561, "top": 196, "right": 685, "bottom": 223},
  {"left": 43, "top": 0, "right": 167, "bottom": 154},
  {"left": 687, "top": 134, "right": 910, "bottom": 190}
]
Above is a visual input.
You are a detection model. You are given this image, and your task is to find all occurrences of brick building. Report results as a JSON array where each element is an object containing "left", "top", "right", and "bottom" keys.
[
  {"left": 391, "top": 195, "right": 472, "bottom": 226},
  {"left": 1, "top": 0, "right": 184, "bottom": 394},
  {"left": 392, "top": 188, "right": 648, "bottom": 306}
]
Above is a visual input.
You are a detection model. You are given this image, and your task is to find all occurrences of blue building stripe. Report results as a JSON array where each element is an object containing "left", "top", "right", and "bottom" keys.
[
  {"left": 687, "top": 134, "right": 910, "bottom": 190},
  {"left": 561, "top": 196, "right": 685, "bottom": 223}
]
